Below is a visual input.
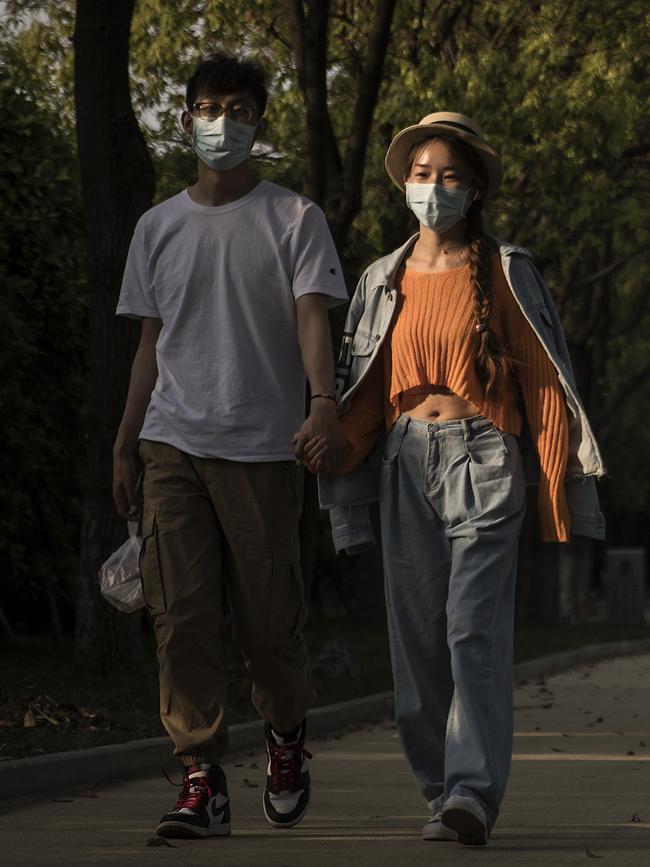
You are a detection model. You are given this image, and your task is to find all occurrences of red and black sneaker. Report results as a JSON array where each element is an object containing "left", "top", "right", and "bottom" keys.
[
  {"left": 263, "top": 720, "right": 312, "bottom": 828},
  {"left": 157, "top": 764, "right": 231, "bottom": 838}
]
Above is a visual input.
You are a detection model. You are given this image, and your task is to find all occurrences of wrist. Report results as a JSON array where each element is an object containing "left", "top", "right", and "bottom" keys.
[
  {"left": 309, "top": 399, "right": 338, "bottom": 418},
  {"left": 113, "top": 438, "right": 138, "bottom": 459}
]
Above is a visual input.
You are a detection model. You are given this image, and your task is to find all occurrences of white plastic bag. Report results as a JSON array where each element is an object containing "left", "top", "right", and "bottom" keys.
[{"left": 98, "top": 522, "right": 145, "bottom": 612}]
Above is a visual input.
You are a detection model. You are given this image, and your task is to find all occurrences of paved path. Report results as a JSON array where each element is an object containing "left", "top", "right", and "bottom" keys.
[{"left": 3, "top": 654, "right": 650, "bottom": 866}]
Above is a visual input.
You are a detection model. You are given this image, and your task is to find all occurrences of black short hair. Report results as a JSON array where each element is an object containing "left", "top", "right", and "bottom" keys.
[{"left": 186, "top": 52, "right": 268, "bottom": 116}]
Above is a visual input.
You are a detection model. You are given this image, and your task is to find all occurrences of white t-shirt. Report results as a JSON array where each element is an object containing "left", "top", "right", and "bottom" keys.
[{"left": 116, "top": 181, "right": 348, "bottom": 461}]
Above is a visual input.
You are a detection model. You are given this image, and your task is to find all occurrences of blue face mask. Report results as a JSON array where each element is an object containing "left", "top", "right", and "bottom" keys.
[
  {"left": 191, "top": 115, "right": 257, "bottom": 171},
  {"left": 405, "top": 183, "right": 475, "bottom": 232}
]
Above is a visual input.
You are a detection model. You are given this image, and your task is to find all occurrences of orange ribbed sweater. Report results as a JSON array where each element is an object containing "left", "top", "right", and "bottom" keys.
[{"left": 339, "top": 255, "right": 570, "bottom": 542}]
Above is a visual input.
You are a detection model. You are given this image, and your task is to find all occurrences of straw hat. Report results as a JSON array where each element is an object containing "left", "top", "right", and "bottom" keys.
[{"left": 384, "top": 111, "right": 503, "bottom": 199}]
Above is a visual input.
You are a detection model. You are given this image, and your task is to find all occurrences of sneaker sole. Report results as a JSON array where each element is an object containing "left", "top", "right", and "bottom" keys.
[
  {"left": 262, "top": 798, "right": 310, "bottom": 829},
  {"left": 422, "top": 826, "right": 457, "bottom": 842},
  {"left": 441, "top": 807, "right": 487, "bottom": 846},
  {"left": 156, "top": 820, "right": 231, "bottom": 839}
]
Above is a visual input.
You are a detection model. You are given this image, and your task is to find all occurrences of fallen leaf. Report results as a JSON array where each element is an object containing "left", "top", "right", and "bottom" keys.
[
  {"left": 36, "top": 710, "right": 60, "bottom": 726},
  {"left": 585, "top": 844, "right": 604, "bottom": 858},
  {"left": 627, "top": 814, "right": 642, "bottom": 823},
  {"left": 639, "top": 741, "right": 646, "bottom": 747},
  {"left": 552, "top": 748, "right": 566, "bottom": 753},
  {"left": 595, "top": 717, "right": 604, "bottom": 723},
  {"left": 241, "top": 778, "right": 258, "bottom": 788},
  {"left": 23, "top": 710, "right": 36, "bottom": 728},
  {"left": 78, "top": 707, "right": 98, "bottom": 720},
  {"left": 234, "top": 763, "right": 243, "bottom": 768},
  {"left": 146, "top": 836, "right": 174, "bottom": 847},
  {"left": 249, "top": 761, "right": 258, "bottom": 769},
  {"left": 627, "top": 750, "right": 635, "bottom": 756}
]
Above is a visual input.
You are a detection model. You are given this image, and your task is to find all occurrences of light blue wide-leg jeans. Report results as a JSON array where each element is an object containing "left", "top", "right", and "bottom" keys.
[{"left": 379, "top": 413, "right": 526, "bottom": 830}]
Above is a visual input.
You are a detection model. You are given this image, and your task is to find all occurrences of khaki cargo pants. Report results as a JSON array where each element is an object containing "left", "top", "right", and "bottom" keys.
[{"left": 139, "top": 439, "right": 315, "bottom": 765}]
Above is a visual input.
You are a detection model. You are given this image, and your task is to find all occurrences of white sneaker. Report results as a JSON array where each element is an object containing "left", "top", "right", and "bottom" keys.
[
  {"left": 441, "top": 794, "right": 488, "bottom": 846},
  {"left": 263, "top": 721, "right": 312, "bottom": 828},
  {"left": 156, "top": 764, "right": 231, "bottom": 838},
  {"left": 422, "top": 811, "right": 457, "bottom": 841}
]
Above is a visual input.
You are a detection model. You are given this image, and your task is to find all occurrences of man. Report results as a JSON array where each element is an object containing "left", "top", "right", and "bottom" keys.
[{"left": 113, "top": 51, "right": 348, "bottom": 838}]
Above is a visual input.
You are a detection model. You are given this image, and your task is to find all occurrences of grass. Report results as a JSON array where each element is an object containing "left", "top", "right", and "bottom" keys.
[{"left": 1, "top": 616, "right": 648, "bottom": 761}]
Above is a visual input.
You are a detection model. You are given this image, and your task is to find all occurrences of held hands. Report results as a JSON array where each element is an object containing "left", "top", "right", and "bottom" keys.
[
  {"left": 112, "top": 445, "right": 142, "bottom": 521},
  {"left": 292, "top": 398, "right": 347, "bottom": 474}
]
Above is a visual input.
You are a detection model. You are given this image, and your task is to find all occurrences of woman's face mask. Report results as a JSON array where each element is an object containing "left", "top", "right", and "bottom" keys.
[
  {"left": 405, "top": 182, "right": 475, "bottom": 232},
  {"left": 191, "top": 115, "right": 257, "bottom": 171}
]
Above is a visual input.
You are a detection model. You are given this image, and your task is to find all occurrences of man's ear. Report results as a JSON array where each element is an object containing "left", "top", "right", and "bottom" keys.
[
  {"left": 181, "top": 110, "right": 193, "bottom": 137},
  {"left": 253, "top": 117, "right": 268, "bottom": 143}
]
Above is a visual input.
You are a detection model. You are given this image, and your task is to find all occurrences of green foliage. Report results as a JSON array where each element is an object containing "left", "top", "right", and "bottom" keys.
[
  {"left": 0, "top": 60, "right": 88, "bottom": 630},
  {"left": 2, "top": 0, "right": 649, "bottom": 627}
]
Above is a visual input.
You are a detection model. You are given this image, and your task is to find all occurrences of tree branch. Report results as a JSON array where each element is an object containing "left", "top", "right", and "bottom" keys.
[
  {"left": 623, "top": 143, "right": 650, "bottom": 160},
  {"left": 333, "top": 0, "right": 398, "bottom": 239},
  {"left": 573, "top": 245, "right": 649, "bottom": 289}
]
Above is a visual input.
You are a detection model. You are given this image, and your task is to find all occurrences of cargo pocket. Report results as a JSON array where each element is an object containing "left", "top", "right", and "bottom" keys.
[
  {"left": 139, "top": 512, "right": 167, "bottom": 616},
  {"left": 267, "top": 540, "right": 308, "bottom": 648}
]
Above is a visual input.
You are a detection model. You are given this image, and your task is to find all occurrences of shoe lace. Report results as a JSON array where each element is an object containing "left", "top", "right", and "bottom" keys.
[
  {"left": 268, "top": 742, "right": 312, "bottom": 792},
  {"left": 161, "top": 766, "right": 213, "bottom": 812}
]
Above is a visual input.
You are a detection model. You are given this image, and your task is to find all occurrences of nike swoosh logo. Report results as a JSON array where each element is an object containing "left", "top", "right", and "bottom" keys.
[{"left": 211, "top": 798, "right": 229, "bottom": 819}]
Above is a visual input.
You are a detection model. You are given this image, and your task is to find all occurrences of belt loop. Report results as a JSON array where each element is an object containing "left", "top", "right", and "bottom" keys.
[{"left": 461, "top": 417, "right": 471, "bottom": 446}]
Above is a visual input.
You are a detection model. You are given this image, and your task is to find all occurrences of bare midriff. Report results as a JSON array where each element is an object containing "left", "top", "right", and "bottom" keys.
[{"left": 399, "top": 385, "right": 481, "bottom": 421}]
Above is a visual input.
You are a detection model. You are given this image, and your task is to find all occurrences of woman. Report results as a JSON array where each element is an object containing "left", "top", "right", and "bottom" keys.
[{"left": 306, "top": 112, "right": 606, "bottom": 846}]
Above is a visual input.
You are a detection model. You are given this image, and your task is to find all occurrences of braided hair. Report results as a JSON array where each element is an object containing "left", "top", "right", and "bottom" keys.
[{"left": 406, "top": 135, "right": 510, "bottom": 396}]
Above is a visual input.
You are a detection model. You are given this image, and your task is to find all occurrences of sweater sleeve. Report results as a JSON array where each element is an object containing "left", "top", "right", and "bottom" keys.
[
  {"left": 336, "top": 354, "right": 386, "bottom": 475},
  {"left": 496, "top": 266, "right": 571, "bottom": 542}
]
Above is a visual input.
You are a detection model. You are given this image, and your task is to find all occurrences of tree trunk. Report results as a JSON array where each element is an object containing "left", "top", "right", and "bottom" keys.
[
  {"left": 285, "top": 0, "right": 398, "bottom": 241},
  {"left": 73, "top": 0, "right": 155, "bottom": 671}
]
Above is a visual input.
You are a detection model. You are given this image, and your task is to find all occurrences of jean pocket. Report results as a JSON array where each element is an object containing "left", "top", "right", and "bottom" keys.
[
  {"left": 139, "top": 512, "right": 167, "bottom": 616},
  {"left": 466, "top": 426, "right": 508, "bottom": 467},
  {"left": 381, "top": 417, "right": 409, "bottom": 465},
  {"left": 267, "top": 540, "right": 308, "bottom": 648}
]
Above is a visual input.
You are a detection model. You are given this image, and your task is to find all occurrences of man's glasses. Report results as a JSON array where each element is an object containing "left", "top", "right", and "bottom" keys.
[{"left": 191, "top": 102, "right": 257, "bottom": 123}]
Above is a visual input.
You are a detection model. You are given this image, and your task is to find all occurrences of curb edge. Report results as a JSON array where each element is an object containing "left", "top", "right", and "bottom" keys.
[{"left": 3, "top": 638, "right": 650, "bottom": 801}]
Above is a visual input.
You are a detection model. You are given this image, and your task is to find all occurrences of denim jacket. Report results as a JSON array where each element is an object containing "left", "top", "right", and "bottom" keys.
[{"left": 318, "top": 234, "right": 606, "bottom": 554}]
